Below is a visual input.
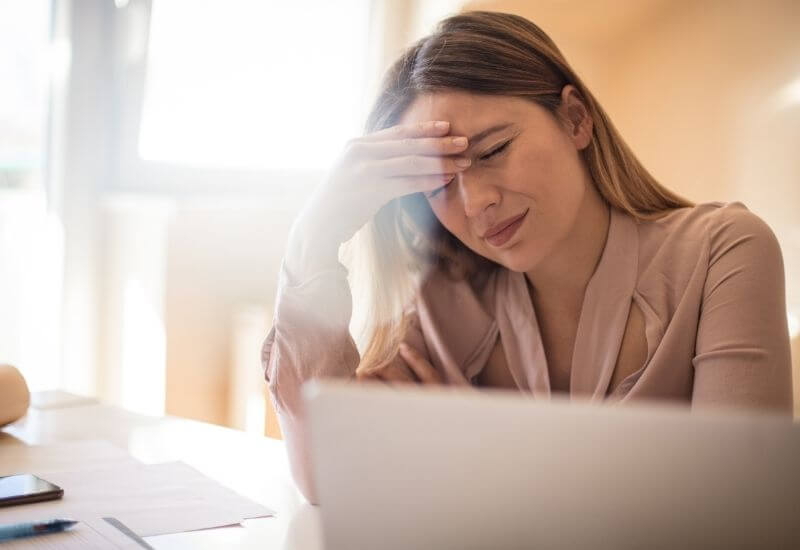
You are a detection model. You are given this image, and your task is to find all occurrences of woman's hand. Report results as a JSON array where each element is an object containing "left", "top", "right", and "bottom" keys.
[
  {"left": 286, "top": 121, "right": 471, "bottom": 277},
  {"left": 355, "top": 342, "right": 444, "bottom": 386}
]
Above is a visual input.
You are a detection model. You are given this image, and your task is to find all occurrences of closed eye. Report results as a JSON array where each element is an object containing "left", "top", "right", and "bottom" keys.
[
  {"left": 479, "top": 140, "right": 511, "bottom": 161},
  {"left": 427, "top": 139, "right": 513, "bottom": 199}
]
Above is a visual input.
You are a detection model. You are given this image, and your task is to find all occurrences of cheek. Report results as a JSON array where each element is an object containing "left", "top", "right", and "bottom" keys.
[{"left": 513, "top": 141, "right": 583, "bottom": 207}]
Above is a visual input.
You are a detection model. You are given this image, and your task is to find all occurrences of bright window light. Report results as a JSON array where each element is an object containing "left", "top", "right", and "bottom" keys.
[
  {"left": 122, "top": 278, "right": 166, "bottom": 416},
  {"left": 138, "top": 0, "right": 371, "bottom": 171},
  {"left": 0, "top": 0, "right": 50, "bottom": 179}
]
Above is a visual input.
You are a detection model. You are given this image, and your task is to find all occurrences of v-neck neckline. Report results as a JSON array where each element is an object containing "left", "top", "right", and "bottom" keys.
[{"left": 494, "top": 206, "right": 639, "bottom": 400}]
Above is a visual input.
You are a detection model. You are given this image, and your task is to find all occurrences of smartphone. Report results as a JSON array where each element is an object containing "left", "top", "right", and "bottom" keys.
[{"left": 0, "top": 474, "right": 64, "bottom": 507}]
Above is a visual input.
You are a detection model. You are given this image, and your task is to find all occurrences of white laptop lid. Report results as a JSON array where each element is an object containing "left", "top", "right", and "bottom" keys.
[{"left": 304, "top": 380, "right": 800, "bottom": 550}]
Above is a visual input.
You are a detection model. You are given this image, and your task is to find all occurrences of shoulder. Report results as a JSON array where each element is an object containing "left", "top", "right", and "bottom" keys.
[
  {"left": 640, "top": 200, "right": 774, "bottom": 236},
  {"left": 698, "top": 203, "right": 785, "bottom": 288},
  {"left": 701, "top": 202, "right": 782, "bottom": 266},
  {"left": 637, "top": 201, "right": 780, "bottom": 264}
]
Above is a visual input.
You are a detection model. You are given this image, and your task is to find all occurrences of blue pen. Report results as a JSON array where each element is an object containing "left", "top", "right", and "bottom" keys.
[{"left": 0, "top": 518, "right": 78, "bottom": 541}]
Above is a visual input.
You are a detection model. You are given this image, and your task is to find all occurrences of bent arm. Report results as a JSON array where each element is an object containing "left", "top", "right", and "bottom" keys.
[
  {"left": 692, "top": 205, "right": 793, "bottom": 413},
  {"left": 262, "top": 260, "right": 359, "bottom": 504}
]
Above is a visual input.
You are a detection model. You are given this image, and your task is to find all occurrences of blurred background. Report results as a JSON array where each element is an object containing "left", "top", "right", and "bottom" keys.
[{"left": 1, "top": 0, "right": 798, "bottom": 436}]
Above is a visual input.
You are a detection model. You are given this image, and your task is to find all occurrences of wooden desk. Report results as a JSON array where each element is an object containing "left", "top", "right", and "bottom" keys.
[{"left": 1, "top": 393, "right": 324, "bottom": 549}]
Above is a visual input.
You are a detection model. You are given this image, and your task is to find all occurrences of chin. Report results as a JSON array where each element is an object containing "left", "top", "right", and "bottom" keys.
[
  {"left": 489, "top": 242, "right": 546, "bottom": 273},
  {"left": 491, "top": 252, "right": 534, "bottom": 273}
]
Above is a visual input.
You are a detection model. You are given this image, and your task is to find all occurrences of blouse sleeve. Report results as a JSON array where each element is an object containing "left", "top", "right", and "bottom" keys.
[
  {"left": 691, "top": 204, "right": 793, "bottom": 413},
  {"left": 262, "top": 259, "right": 360, "bottom": 504}
]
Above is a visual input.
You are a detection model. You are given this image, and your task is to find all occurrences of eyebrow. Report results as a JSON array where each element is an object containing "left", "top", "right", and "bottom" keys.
[{"left": 467, "top": 123, "right": 515, "bottom": 146}]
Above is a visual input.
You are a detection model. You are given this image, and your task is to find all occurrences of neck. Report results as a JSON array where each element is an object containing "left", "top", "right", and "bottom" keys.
[{"left": 524, "top": 184, "right": 611, "bottom": 305}]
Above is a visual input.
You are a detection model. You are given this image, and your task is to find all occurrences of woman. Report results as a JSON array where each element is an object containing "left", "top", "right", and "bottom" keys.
[{"left": 263, "top": 11, "right": 793, "bottom": 504}]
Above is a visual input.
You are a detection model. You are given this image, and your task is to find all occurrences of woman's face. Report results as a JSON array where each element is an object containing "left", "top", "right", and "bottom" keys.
[{"left": 398, "top": 89, "right": 594, "bottom": 273}]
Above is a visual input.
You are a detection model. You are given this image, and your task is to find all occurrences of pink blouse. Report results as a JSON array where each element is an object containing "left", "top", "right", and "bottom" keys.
[{"left": 262, "top": 201, "right": 794, "bottom": 503}]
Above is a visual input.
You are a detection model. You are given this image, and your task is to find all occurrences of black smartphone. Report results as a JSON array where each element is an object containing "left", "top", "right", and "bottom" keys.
[{"left": 0, "top": 474, "right": 64, "bottom": 507}]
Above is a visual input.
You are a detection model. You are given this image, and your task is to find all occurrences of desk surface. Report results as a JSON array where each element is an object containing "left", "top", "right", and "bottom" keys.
[{"left": 1, "top": 392, "right": 323, "bottom": 549}]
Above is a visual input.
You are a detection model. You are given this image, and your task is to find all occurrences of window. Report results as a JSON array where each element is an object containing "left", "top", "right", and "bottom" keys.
[
  {"left": 138, "top": 0, "right": 372, "bottom": 172},
  {"left": 0, "top": 0, "right": 51, "bottom": 188},
  {"left": 0, "top": 0, "right": 63, "bottom": 391}
]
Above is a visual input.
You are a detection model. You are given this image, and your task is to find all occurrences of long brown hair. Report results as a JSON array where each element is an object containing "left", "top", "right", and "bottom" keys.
[{"left": 349, "top": 11, "right": 693, "bottom": 374}]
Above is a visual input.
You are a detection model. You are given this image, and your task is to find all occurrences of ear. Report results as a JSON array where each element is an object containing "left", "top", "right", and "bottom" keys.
[{"left": 558, "top": 85, "right": 593, "bottom": 150}]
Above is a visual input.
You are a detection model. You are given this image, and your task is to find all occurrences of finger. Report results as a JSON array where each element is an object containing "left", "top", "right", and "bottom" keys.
[
  {"left": 361, "top": 120, "right": 452, "bottom": 142},
  {"left": 376, "top": 154, "right": 472, "bottom": 178},
  {"left": 398, "top": 343, "right": 443, "bottom": 385},
  {"left": 355, "top": 135, "right": 469, "bottom": 159}
]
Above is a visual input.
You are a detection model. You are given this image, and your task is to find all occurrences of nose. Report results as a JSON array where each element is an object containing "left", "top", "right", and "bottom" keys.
[{"left": 455, "top": 171, "right": 501, "bottom": 218}]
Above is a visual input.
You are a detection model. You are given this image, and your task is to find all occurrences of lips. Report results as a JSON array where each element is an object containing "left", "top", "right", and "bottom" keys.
[{"left": 483, "top": 209, "right": 528, "bottom": 247}]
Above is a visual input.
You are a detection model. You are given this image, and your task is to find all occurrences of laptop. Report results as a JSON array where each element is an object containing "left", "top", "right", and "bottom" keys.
[{"left": 303, "top": 379, "right": 800, "bottom": 550}]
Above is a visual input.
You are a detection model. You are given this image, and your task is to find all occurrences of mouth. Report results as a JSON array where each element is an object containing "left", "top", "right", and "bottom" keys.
[{"left": 482, "top": 209, "right": 529, "bottom": 247}]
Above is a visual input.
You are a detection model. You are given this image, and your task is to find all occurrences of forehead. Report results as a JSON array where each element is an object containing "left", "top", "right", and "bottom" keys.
[{"left": 398, "top": 91, "right": 541, "bottom": 135}]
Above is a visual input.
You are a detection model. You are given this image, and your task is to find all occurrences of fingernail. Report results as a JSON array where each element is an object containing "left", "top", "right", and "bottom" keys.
[
  {"left": 434, "top": 121, "right": 449, "bottom": 131},
  {"left": 452, "top": 137, "right": 467, "bottom": 147},
  {"left": 455, "top": 157, "right": 471, "bottom": 168},
  {"left": 442, "top": 173, "right": 455, "bottom": 183}
]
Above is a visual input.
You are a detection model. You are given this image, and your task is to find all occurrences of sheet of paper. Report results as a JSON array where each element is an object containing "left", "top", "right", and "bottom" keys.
[
  {"left": 141, "top": 462, "right": 272, "bottom": 520},
  {"left": 0, "top": 441, "right": 275, "bottom": 537}
]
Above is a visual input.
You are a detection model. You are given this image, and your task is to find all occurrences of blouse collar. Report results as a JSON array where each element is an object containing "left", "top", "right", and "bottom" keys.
[
  {"left": 569, "top": 206, "right": 639, "bottom": 399},
  {"left": 496, "top": 205, "right": 639, "bottom": 399}
]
